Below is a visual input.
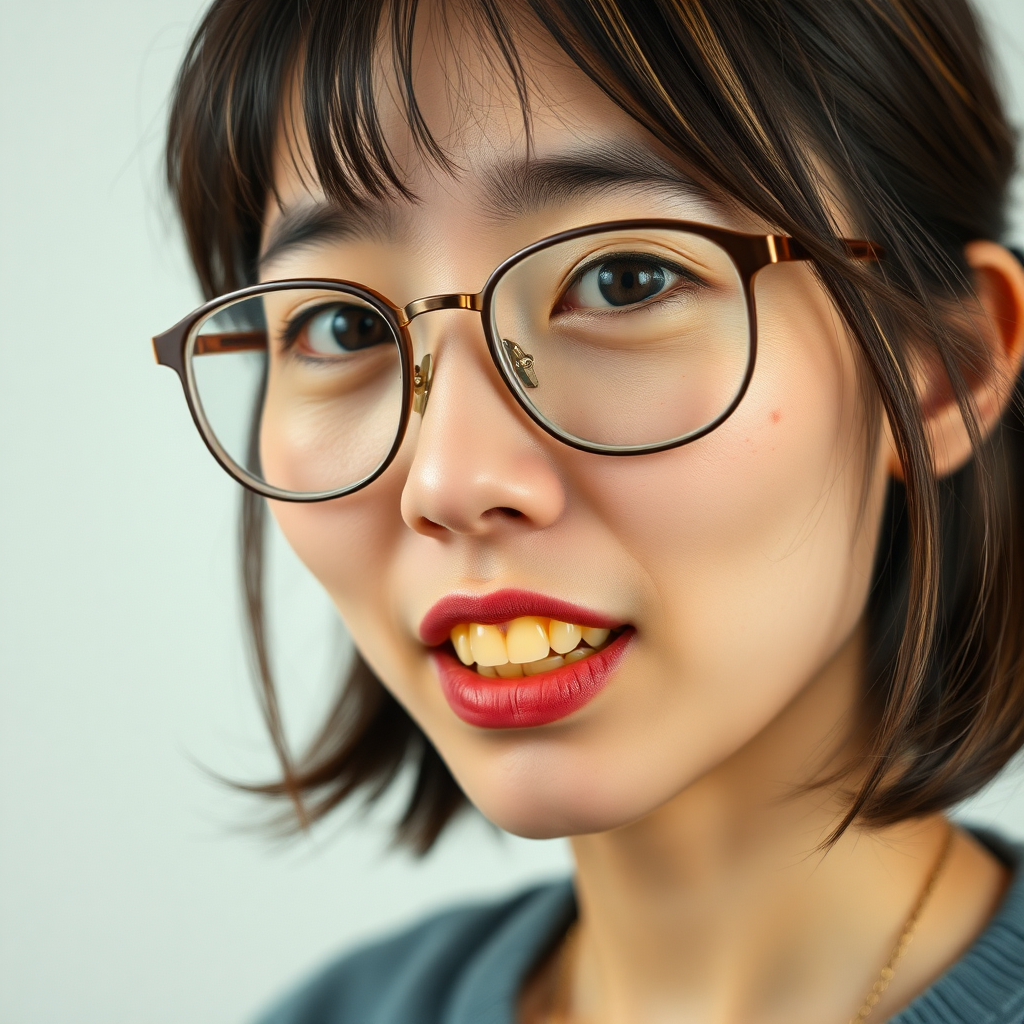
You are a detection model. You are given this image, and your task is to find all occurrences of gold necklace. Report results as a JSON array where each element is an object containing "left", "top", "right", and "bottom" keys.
[
  {"left": 543, "top": 825, "right": 955, "bottom": 1024},
  {"left": 847, "top": 824, "right": 954, "bottom": 1023}
]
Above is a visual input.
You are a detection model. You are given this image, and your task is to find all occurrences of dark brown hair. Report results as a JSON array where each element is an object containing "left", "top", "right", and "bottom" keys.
[{"left": 167, "top": 0, "right": 1024, "bottom": 852}]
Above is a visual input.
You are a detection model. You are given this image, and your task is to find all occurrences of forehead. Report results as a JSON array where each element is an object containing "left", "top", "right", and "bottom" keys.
[{"left": 263, "top": 15, "right": 737, "bottom": 258}]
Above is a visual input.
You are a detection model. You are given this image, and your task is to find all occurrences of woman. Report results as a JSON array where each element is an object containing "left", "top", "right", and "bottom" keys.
[{"left": 155, "top": 0, "right": 1024, "bottom": 1021}]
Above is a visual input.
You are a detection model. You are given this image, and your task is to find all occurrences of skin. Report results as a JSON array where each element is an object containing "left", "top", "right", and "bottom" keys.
[{"left": 256, "top": 16, "right": 1024, "bottom": 1024}]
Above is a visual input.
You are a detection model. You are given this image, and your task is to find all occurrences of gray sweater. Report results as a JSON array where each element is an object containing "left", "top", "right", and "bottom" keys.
[{"left": 259, "top": 833, "right": 1023, "bottom": 1024}]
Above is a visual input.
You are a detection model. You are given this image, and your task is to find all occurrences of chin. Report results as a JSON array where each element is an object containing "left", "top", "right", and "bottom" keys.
[
  {"left": 476, "top": 799, "right": 637, "bottom": 841},
  {"left": 448, "top": 746, "right": 678, "bottom": 840}
]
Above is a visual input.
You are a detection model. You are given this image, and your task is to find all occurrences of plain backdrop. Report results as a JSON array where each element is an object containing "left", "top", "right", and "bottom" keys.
[{"left": 1, "top": 2, "right": 1023, "bottom": 1022}]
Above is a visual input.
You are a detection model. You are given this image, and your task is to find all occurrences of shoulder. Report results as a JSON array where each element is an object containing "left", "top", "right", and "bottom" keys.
[{"left": 255, "top": 880, "right": 576, "bottom": 1024}]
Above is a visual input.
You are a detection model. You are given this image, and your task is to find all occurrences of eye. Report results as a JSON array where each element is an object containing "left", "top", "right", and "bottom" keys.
[
  {"left": 291, "top": 303, "right": 392, "bottom": 355},
  {"left": 558, "top": 256, "right": 680, "bottom": 312}
]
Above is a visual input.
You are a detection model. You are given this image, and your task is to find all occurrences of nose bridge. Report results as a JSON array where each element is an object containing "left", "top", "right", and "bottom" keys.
[
  {"left": 400, "top": 291, "right": 484, "bottom": 326},
  {"left": 404, "top": 293, "right": 488, "bottom": 416}
]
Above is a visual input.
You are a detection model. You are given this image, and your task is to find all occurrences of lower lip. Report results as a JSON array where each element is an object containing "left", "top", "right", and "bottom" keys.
[{"left": 432, "top": 629, "right": 634, "bottom": 729}]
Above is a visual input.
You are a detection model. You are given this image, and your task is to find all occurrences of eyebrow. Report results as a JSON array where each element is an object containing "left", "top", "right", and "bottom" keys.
[
  {"left": 259, "top": 147, "right": 720, "bottom": 271},
  {"left": 481, "top": 146, "right": 720, "bottom": 221},
  {"left": 259, "top": 201, "right": 400, "bottom": 273}
]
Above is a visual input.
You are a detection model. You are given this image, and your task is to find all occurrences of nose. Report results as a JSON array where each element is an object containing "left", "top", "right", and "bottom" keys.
[{"left": 399, "top": 314, "right": 567, "bottom": 539}]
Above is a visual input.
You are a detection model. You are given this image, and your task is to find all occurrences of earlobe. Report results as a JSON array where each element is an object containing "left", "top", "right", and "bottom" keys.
[{"left": 888, "top": 240, "right": 1024, "bottom": 480}]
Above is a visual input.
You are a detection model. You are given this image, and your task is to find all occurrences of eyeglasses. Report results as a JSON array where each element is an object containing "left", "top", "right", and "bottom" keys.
[{"left": 153, "top": 219, "right": 881, "bottom": 502}]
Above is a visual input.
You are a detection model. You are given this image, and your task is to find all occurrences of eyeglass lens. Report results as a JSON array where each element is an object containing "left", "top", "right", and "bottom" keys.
[
  {"left": 190, "top": 289, "right": 405, "bottom": 496},
  {"left": 491, "top": 228, "right": 750, "bottom": 449}
]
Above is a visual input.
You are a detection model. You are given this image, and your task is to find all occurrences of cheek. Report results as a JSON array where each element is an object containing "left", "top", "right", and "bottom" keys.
[
  {"left": 269, "top": 472, "right": 407, "bottom": 632},
  {"left": 268, "top": 460, "right": 447, "bottom": 748}
]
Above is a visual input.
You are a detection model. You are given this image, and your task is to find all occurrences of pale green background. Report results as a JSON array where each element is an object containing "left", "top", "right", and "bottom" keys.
[{"left": 1, "top": 2, "right": 1022, "bottom": 1022}]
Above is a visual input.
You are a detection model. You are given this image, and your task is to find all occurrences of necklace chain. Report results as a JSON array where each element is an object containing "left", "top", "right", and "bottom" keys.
[
  {"left": 848, "top": 824, "right": 954, "bottom": 1023},
  {"left": 542, "top": 825, "right": 955, "bottom": 1024}
]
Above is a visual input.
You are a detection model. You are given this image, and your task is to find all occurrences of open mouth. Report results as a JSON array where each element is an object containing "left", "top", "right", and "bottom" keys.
[
  {"left": 445, "top": 618, "right": 624, "bottom": 678},
  {"left": 421, "top": 589, "right": 634, "bottom": 729}
]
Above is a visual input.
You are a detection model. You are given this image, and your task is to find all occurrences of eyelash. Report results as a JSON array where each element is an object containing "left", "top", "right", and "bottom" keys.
[{"left": 279, "top": 305, "right": 330, "bottom": 351}]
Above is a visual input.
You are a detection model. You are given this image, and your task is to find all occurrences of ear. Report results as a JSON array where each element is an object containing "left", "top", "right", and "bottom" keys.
[{"left": 888, "top": 241, "right": 1024, "bottom": 480}]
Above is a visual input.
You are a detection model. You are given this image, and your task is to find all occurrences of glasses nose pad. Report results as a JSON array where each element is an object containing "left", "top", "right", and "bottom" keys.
[
  {"left": 413, "top": 352, "right": 434, "bottom": 415},
  {"left": 502, "top": 338, "right": 539, "bottom": 388}
]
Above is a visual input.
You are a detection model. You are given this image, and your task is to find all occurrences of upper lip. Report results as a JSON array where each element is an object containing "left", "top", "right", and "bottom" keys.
[{"left": 419, "top": 588, "right": 624, "bottom": 647}]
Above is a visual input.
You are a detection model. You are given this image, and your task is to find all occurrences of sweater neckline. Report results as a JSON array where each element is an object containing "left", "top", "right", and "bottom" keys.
[
  {"left": 889, "top": 830, "right": 1024, "bottom": 1024},
  {"left": 446, "top": 830, "right": 1023, "bottom": 1024}
]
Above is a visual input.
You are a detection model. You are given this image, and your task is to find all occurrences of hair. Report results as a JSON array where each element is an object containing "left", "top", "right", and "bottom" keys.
[{"left": 167, "top": 0, "right": 1024, "bottom": 853}]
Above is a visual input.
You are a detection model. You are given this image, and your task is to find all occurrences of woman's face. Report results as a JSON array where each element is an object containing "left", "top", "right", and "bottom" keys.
[{"left": 262, "top": 29, "right": 892, "bottom": 839}]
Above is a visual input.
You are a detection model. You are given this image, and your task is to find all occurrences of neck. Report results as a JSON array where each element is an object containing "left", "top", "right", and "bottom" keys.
[{"left": 560, "top": 626, "right": 956, "bottom": 1024}]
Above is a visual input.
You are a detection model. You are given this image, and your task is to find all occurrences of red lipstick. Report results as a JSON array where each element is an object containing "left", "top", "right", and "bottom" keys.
[
  {"left": 419, "top": 588, "right": 619, "bottom": 646},
  {"left": 432, "top": 630, "right": 633, "bottom": 729}
]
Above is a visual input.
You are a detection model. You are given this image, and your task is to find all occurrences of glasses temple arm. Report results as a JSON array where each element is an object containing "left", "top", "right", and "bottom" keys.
[{"left": 770, "top": 235, "right": 885, "bottom": 263}]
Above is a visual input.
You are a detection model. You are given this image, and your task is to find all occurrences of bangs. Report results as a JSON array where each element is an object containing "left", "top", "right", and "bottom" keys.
[{"left": 297, "top": 0, "right": 533, "bottom": 208}]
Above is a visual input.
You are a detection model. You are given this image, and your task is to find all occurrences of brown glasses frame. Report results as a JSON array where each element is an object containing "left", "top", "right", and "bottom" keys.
[{"left": 153, "top": 219, "right": 882, "bottom": 502}]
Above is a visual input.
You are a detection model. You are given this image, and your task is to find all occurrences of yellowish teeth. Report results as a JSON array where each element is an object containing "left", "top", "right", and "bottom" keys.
[
  {"left": 548, "top": 619, "right": 582, "bottom": 655},
  {"left": 581, "top": 626, "right": 610, "bottom": 648},
  {"left": 450, "top": 624, "right": 473, "bottom": 666},
  {"left": 506, "top": 616, "right": 551, "bottom": 664},
  {"left": 523, "top": 654, "right": 566, "bottom": 676},
  {"left": 470, "top": 623, "right": 508, "bottom": 666},
  {"left": 449, "top": 615, "right": 618, "bottom": 677}
]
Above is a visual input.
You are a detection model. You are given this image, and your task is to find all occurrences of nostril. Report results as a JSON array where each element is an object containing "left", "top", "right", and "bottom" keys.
[
  {"left": 417, "top": 516, "right": 447, "bottom": 537},
  {"left": 494, "top": 507, "right": 523, "bottom": 518}
]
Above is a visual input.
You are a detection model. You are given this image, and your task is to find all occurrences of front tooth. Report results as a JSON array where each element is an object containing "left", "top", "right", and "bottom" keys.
[
  {"left": 564, "top": 647, "right": 593, "bottom": 664},
  {"left": 469, "top": 623, "right": 508, "bottom": 666},
  {"left": 495, "top": 662, "right": 524, "bottom": 679},
  {"left": 450, "top": 624, "right": 473, "bottom": 666},
  {"left": 548, "top": 620, "right": 582, "bottom": 655},
  {"left": 581, "top": 626, "right": 610, "bottom": 648},
  {"left": 506, "top": 616, "right": 551, "bottom": 663},
  {"left": 477, "top": 664, "right": 498, "bottom": 678},
  {"left": 523, "top": 654, "right": 566, "bottom": 676}
]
